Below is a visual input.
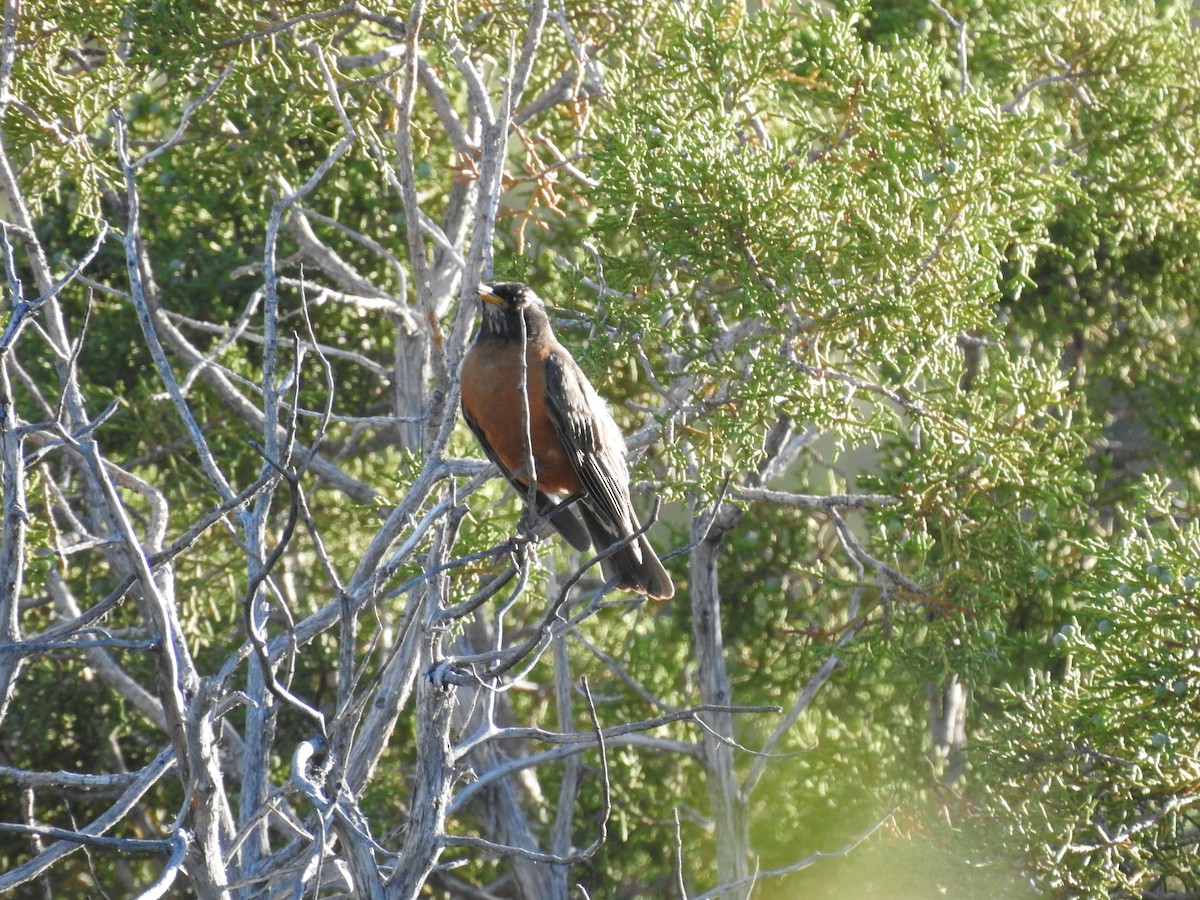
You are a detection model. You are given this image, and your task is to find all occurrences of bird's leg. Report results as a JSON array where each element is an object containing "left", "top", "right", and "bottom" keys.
[
  {"left": 512, "top": 512, "right": 543, "bottom": 545},
  {"left": 518, "top": 509, "right": 542, "bottom": 538}
]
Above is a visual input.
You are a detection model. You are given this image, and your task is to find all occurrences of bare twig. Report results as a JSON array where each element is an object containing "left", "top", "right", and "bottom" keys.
[
  {"left": 0, "top": 766, "right": 143, "bottom": 790},
  {"left": 210, "top": 2, "right": 358, "bottom": 50},
  {"left": 734, "top": 487, "right": 898, "bottom": 511},
  {"left": 0, "top": 822, "right": 173, "bottom": 853},
  {"left": 929, "top": 0, "right": 969, "bottom": 97},
  {"left": 112, "top": 111, "right": 236, "bottom": 503},
  {"left": 0, "top": 746, "right": 177, "bottom": 892},
  {"left": 132, "top": 63, "right": 236, "bottom": 169},
  {"left": 136, "top": 830, "right": 191, "bottom": 900},
  {"left": 827, "top": 507, "right": 926, "bottom": 597},
  {"left": 674, "top": 807, "right": 688, "bottom": 899},
  {"left": 0, "top": 223, "right": 109, "bottom": 356},
  {"left": 1003, "top": 53, "right": 1098, "bottom": 114},
  {"left": 690, "top": 808, "right": 896, "bottom": 900}
]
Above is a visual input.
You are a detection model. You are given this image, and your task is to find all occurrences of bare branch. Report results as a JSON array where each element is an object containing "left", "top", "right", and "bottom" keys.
[
  {"left": 0, "top": 223, "right": 109, "bottom": 356},
  {"left": 132, "top": 63, "right": 236, "bottom": 169},
  {"left": 0, "top": 766, "right": 143, "bottom": 791},
  {"left": 690, "top": 808, "right": 895, "bottom": 900},
  {"left": 929, "top": 0, "right": 969, "bottom": 97},
  {"left": 33, "top": 469, "right": 276, "bottom": 646},
  {"left": 0, "top": 822, "right": 173, "bottom": 853},
  {"left": 828, "top": 507, "right": 926, "bottom": 598},
  {"left": 210, "top": 2, "right": 358, "bottom": 50},
  {"left": 394, "top": 0, "right": 434, "bottom": 314},
  {"left": 1003, "top": 50, "right": 1098, "bottom": 113},
  {"left": 734, "top": 486, "right": 899, "bottom": 511},
  {"left": 450, "top": 681, "right": 610, "bottom": 878},
  {"left": 462, "top": 702, "right": 777, "bottom": 753},
  {"left": 76, "top": 435, "right": 194, "bottom": 767},
  {"left": 136, "top": 831, "right": 191, "bottom": 900},
  {"left": 449, "top": 733, "right": 696, "bottom": 816},
  {"left": 167, "top": 308, "right": 392, "bottom": 379},
  {"left": 112, "top": 110, "right": 236, "bottom": 502},
  {"left": 418, "top": 56, "right": 473, "bottom": 156},
  {"left": 283, "top": 190, "right": 391, "bottom": 301},
  {"left": 0, "top": 746, "right": 177, "bottom": 892},
  {"left": 0, "top": 341, "right": 27, "bottom": 724},
  {"left": 742, "top": 649, "right": 844, "bottom": 799},
  {"left": 689, "top": 497, "right": 750, "bottom": 892},
  {"left": 47, "top": 572, "right": 168, "bottom": 732}
]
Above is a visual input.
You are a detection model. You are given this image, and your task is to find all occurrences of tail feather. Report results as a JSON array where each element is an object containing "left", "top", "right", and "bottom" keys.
[
  {"left": 544, "top": 500, "right": 591, "bottom": 552},
  {"left": 579, "top": 504, "right": 675, "bottom": 600}
]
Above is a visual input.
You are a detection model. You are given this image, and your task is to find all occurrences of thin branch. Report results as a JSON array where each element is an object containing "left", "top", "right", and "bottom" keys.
[
  {"left": 34, "top": 468, "right": 276, "bottom": 647},
  {"left": 550, "top": 630, "right": 582, "bottom": 867},
  {"left": 77, "top": 436, "right": 193, "bottom": 768},
  {"left": 133, "top": 63, "right": 236, "bottom": 169},
  {"left": 0, "top": 223, "right": 109, "bottom": 356},
  {"left": 1002, "top": 59, "right": 1099, "bottom": 114},
  {"left": 674, "top": 807, "right": 688, "bottom": 899},
  {"left": 282, "top": 191, "right": 391, "bottom": 301},
  {"left": 929, "top": 0, "right": 969, "bottom": 97},
  {"left": 1065, "top": 794, "right": 1200, "bottom": 853},
  {"left": 0, "top": 746, "right": 176, "bottom": 892},
  {"left": 294, "top": 202, "right": 410, "bottom": 291},
  {"left": 418, "top": 56, "right": 472, "bottom": 156},
  {"left": 827, "top": 507, "right": 926, "bottom": 598},
  {"left": 734, "top": 487, "right": 898, "bottom": 511},
  {"left": 241, "top": 451, "right": 328, "bottom": 735},
  {"left": 449, "top": 733, "right": 697, "bottom": 815},
  {"left": 690, "top": 807, "right": 895, "bottom": 900},
  {"left": 49, "top": 574, "right": 167, "bottom": 731},
  {"left": 0, "top": 317, "right": 26, "bottom": 723},
  {"left": 467, "top": 702, "right": 778, "bottom": 752},
  {"left": 0, "top": 823, "right": 172, "bottom": 853},
  {"left": 210, "top": 2, "right": 357, "bottom": 50},
  {"left": 394, "top": 0, "right": 433, "bottom": 313},
  {"left": 112, "top": 110, "right": 236, "bottom": 502},
  {"left": 742, "top": 648, "right": 846, "bottom": 799},
  {"left": 135, "top": 831, "right": 191, "bottom": 900},
  {"left": 450, "top": 677, "right": 611, "bottom": 869},
  {"left": 0, "top": 0, "right": 19, "bottom": 111},
  {"left": 572, "top": 629, "right": 677, "bottom": 713},
  {"left": 167, "top": 308, "right": 392, "bottom": 379},
  {"left": 0, "top": 766, "right": 143, "bottom": 791},
  {"left": 784, "top": 347, "right": 938, "bottom": 422}
]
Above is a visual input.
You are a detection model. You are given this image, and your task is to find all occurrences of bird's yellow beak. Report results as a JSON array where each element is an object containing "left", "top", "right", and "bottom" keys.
[{"left": 477, "top": 284, "right": 504, "bottom": 307}]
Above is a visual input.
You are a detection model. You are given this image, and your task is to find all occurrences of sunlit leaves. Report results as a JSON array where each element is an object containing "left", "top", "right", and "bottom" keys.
[{"left": 983, "top": 500, "right": 1200, "bottom": 892}]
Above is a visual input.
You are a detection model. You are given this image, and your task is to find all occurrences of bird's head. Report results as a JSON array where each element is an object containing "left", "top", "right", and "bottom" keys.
[
  {"left": 475, "top": 281, "right": 552, "bottom": 340},
  {"left": 477, "top": 281, "right": 539, "bottom": 312}
]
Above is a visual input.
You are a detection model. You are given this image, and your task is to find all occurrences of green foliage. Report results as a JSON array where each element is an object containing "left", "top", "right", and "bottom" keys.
[
  {"left": 982, "top": 487, "right": 1200, "bottom": 894},
  {"left": 591, "top": 0, "right": 1077, "bottom": 489},
  {"left": 584, "top": 0, "right": 1200, "bottom": 893}
]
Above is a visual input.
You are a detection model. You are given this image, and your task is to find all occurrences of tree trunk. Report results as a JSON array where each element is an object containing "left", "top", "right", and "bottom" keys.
[{"left": 690, "top": 503, "right": 750, "bottom": 898}]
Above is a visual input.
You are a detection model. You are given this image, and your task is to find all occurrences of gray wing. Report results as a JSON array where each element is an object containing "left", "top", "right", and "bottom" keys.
[
  {"left": 543, "top": 349, "right": 676, "bottom": 599},
  {"left": 542, "top": 350, "right": 636, "bottom": 537}
]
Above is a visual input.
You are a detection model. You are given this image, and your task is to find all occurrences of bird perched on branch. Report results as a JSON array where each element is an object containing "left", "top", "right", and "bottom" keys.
[{"left": 460, "top": 281, "right": 675, "bottom": 600}]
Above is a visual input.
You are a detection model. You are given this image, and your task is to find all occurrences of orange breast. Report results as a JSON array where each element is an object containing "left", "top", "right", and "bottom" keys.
[{"left": 461, "top": 338, "right": 582, "bottom": 494}]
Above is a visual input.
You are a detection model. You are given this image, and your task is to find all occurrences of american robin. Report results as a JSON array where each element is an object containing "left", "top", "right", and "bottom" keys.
[{"left": 460, "top": 281, "right": 675, "bottom": 600}]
